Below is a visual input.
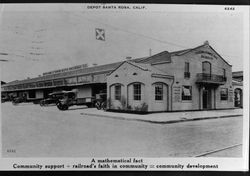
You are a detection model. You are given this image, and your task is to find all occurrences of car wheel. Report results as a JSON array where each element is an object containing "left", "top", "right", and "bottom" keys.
[
  {"left": 101, "top": 102, "right": 107, "bottom": 110},
  {"left": 95, "top": 102, "right": 101, "bottom": 110},
  {"left": 12, "top": 100, "right": 18, "bottom": 105},
  {"left": 40, "top": 101, "right": 45, "bottom": 106},
  {"left": 57, "top": 103, "right": 63, "bottom": 110},
  {"left": 62, "top": 105, "right": 68, "bottom": 110}
]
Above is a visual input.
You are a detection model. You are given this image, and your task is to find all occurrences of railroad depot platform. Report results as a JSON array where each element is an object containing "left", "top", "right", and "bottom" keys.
[{"left": 80, "top": 108, "right": 243, "bottom": 124}]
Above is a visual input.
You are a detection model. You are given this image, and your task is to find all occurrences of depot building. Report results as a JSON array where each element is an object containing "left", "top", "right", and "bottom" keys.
[{"left": 1, "top": 41, "right": 236, "bottom": 112}]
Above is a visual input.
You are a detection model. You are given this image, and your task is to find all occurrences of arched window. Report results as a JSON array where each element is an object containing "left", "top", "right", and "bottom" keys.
[
  {"left": 202, "top": 61, "right": 211, "bottom": 75},
  {"left": 114, "top": 85, "right": 121, "bottom": 100},
  {"left": 133, "top": 83, "right": 141, "bottom": 100},
  {"left": 155, "top": 83, "right": 163, "bottom": 100}
]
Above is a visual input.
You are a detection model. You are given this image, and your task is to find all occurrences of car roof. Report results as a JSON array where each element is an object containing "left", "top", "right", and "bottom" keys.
[{"left": 49, "top": 92, "right": 65, "bottom": 95}]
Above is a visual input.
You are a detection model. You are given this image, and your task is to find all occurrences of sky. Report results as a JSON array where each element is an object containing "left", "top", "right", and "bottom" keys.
[{"left": 0, "top": 4, "right": 245, "bottom": 82}]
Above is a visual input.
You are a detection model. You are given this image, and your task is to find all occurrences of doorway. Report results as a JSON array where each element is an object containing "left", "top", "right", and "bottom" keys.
[
  {"left": 202, "top": 87, "right": 212, "bottom": 109},
  {"left": 234, "top": 88, "right": 243, "bottom": 108}
]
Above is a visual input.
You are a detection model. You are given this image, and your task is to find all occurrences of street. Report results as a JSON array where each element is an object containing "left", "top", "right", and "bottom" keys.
[{"left": 1, "top": 102, "right": 243, "bottom": 157}]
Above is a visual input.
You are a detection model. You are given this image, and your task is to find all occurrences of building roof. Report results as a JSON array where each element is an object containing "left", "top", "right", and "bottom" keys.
[
  {"left": 2, "top": 42, "right": 231, "bottom": 87},
  {"left": 232, "top": 71, "right": 243, "bottom": 77},
  {"left": 129, "top": 61, "right": 170, "bottom": 76},
  {"left": 108, "top": 60, "right": 172, "bottom": 78},
  {"left": 170, "top": 48, "right": 192, "bottom": 55},
  {"left": 171, "top": 43, "right": 232, "bottom": 66},
  {"left": 138, "top": 51, "right": 171, "bottom": 64}
]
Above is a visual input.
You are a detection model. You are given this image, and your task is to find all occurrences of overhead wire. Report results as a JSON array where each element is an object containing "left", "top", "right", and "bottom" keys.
[{"left": 71, "top": 11, "right": 240, "bottom": 59}]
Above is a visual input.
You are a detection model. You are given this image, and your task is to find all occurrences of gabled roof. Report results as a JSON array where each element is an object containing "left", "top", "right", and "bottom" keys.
[
  {"left": 170, "top": 48, "right": 192, "bottom": 55},
  {"left": 138, "top": 51, "right": 171, "bottom": 64},
  {"left": 3, "top": 42, "right": 232, "bottom": 87},
  {"left": 108, "top": 60, "right": 170, "bottom": 76},
  {"left": 170, "top": 44, "right": 232, "bottom": 66}
]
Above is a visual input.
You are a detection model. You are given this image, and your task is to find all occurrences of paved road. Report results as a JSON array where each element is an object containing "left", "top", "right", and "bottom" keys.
[{"left": 1, "top": 102, "right": 243, "bottom": 157}]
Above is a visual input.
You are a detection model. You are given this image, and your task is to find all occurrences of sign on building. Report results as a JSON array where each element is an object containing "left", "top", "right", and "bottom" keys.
[{"left": 173, "top": 86, "right": 181, "bottom": 102}]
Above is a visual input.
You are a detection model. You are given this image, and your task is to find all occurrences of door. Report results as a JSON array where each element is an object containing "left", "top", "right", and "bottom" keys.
[{"left": 202, "top": 88, "right": 212, "bottom": 109}]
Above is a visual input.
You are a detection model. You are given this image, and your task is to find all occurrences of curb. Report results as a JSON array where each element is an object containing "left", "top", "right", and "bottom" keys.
[{"left": 80, "top": 112, "right": 242, "bottom": 124}]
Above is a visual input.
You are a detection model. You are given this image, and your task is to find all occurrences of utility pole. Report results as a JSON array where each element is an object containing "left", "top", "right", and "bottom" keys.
[{"left": 149, "top": 48, "right": 152, "bottom": 56}]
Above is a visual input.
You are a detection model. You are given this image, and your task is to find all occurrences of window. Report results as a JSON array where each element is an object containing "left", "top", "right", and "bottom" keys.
[
  {"left": 93, "top": 74, "right": 106, "bottom": 82},
  {"left": 44, "top": 81, "right": 52, "bottom": 87},
  {"left": 37, "top": 82, "right": 44, "bottom": 87},
  {"left": 185, "top": 62, "right": 189, "bottom": 72},
  {"left": 184, "top": 62, "right": 190, "bottom": 78},
  {"left": 220, "top": 88, "right": 228, "bottom": 101},
  {"left": 53, "top": 79, "right": 64, "bottom": 86},
  {"left": 114, "top": 85, "right": 121, "bottom": 100},
  {"left": 202, "top": 61, "right": 211, "bottom": 75},
  {"left": 223, "top": 69, "right": 226, "bottom": 78},
  {"left": 155, "top": 83, "right": 163, "bottom": 100},
  {"left": 29, "top": 91, "right": 36, "bottom": 98},
  {"left": 133, "top": 83, "right": 141, "bottom": 100},
  {"left": 65, "top": 77, "right": 77, "bottom": 84},
  {"left": 17, "top": 84, "right": 23, "bottom": 89},
  {"left": 78, "top": 75, "right": 92, "bottom": 83},
  {"left": 182, "top": 86, "right": 192, "bottom": 100},
  {"left": 28, "top": 83, "right": 36, "bottom": 88}
]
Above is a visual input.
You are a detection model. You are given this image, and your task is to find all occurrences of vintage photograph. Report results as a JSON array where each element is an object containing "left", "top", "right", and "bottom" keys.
[{"left": 0, "top": 4, "right": 247, "bottom": 160}]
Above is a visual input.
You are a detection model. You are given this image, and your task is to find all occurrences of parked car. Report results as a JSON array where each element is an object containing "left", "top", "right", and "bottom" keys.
[
  {"left": 40, "top": 92, "right": 65, "bottom": 106},
  {"left": 1, "top": 96, "right": 10, "bottom": 103},
  {"left": 95, "top": 89, "right": 107, "bottom": 110},
  {"left": 12, "top": 96, "right": 27, "bottom": 105},
  {"left": 56, "top": 90, "right": 95, "bottom": 111}
]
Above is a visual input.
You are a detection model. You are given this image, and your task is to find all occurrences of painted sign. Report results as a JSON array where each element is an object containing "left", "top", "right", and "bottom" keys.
[
  {"left": 173, "top": 86, "right": 181, "bottom": 102},
  {"left": 195, "top": 50, "right": 218, "bottom": 60},
  {"left": 43, "top": 64, "right": 88, "bottom": 76},
  {"left": 229, "top": 89, "right": 234, "bottom": 102}
]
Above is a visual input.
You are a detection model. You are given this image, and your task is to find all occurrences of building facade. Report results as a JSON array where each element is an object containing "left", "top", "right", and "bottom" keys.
[
  {"left": 107, "top": 41, "right": 234, "bottom": 112},
  {"left": 1, "top": 41, "right": 235, "bottom": 112}
]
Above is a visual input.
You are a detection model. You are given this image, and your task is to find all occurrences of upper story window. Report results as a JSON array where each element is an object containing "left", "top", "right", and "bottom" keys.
[
  {"left": 44, "top": 81, "right": 52, "bottom": 87},
  {"left": 114, "top": 85, "right": 121, "bottom": 100},
  {"left": 133, "top": 83, "right": 141, "bottom": 100},
  {"left": 202, "top": 61, "right": 211, "bottom": 75},
  {"left": 155, "top": 83, "right": 163, "bottom": 101},
  {"left": 185, "top": 62, "right": 189, "bottom": 72},
  {"left": 65, "top": 77, "right": 77, "bottom": 84},
  {"left": 184, "top": 62, "right": 190, "bottom": 78},
  {"left": 182, "top": 86, "right": 192, "bottom": 101},
  {"left": 220, "top": 88, "right": 228, "bottom": 101},
  {"left": 53, "top": 79, "right": 64, "bottom": 86},
  {"left": 223, "top": 69, "right": 226, "bottom": 78},
  {"left": 37, "top": 82, "right": 44, "bottom": 87}
]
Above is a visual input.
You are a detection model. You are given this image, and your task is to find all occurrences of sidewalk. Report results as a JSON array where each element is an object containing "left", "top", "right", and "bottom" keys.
[{"left": 80, "top": 108, "right": 243, "bottom": 124}]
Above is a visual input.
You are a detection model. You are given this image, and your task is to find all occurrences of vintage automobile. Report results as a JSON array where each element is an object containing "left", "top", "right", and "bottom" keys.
[
  {"left": 95, "top": 89, "right": 107, "bottom": 110},
  {"left": 12, "top": 96, "right": 27, "bottom": 105},
  {"left": 56, "top": 90, "right": 95, "bottom": 111},
  {"left": 1, "top": 96, "right": 9, "bottom": 103},
  {"left": 40, "top": 91, "right": 65, "bottom": 106}
]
